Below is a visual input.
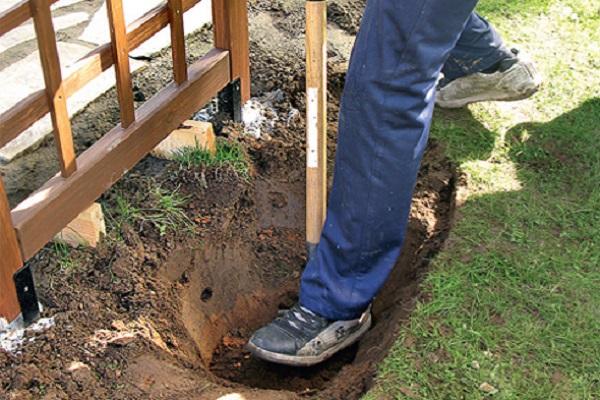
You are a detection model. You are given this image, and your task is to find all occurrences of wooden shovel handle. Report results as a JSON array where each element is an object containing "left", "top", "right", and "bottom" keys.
[{"left": 305, "top": 0, "right": 327, "bottom": 259}]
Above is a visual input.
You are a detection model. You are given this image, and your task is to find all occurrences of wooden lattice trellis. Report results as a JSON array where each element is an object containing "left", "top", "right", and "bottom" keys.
[{"left": 0, "top": 0, "right": 250, "bottom": 323}]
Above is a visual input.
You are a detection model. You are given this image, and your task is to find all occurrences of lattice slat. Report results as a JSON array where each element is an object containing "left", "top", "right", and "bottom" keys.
[
  {"left": 30, "top": 0, "right": 77, "bottom": 177},
  {"left": 168, "top": 0, "right": 188, "bottom": 84},
  {"left": 0, "top": 0, "right": 203, "bottom": 147},
  {"left": 106, "top": 0, "right": 135, "bottom": 128}
]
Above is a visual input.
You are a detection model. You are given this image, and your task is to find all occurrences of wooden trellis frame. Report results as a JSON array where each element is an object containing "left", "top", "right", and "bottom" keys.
[{"left": 0, "top": 0, "right": 250, "bottom": 323}]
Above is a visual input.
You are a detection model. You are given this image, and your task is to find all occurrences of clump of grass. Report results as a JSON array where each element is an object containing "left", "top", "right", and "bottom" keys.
[
  {"left": 52, "top": 241, "right": 76, "bottom": 270},
  {"left": 108, "top": 186, "right": 194, "bottom": 237},
  {"left": 143, "top": 187, "right": 195, "bottom": 236},
  {"left": 175, "top": 139, "right": 250, "bottom": 179},
  {"left": 115, "top": 194, "right": 139, "bottom": 226}
]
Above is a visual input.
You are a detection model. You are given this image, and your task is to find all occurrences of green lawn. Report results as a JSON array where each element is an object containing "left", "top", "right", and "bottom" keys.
[{"left": 365, "top": 0, "right": 600, "bottom": 398}]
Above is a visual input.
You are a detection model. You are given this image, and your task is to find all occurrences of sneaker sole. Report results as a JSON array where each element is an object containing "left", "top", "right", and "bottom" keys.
[
  {"left": 436, "top": 60, "right": 542, "bottom": 109},
  {"left": 435, "top": 85, "right": 540, "bottom": 109},
  {"left": 247, "top": 312, "right": 372, "bottom": 367}
]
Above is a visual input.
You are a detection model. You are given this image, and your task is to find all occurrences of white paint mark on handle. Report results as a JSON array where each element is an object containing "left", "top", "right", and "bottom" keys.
[{"left": 307, "top": 87, "right": 319, "bottom": 169}]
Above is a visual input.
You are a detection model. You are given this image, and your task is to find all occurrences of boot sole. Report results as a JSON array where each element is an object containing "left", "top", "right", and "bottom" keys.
[{"left": 247, "top": 312, "right": 372, "bottom": 367}]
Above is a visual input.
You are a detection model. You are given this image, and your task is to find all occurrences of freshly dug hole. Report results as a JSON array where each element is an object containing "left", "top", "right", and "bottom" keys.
[
  {"left": 150, "top": 142, "right": 457, "bottom": 399},
  {"left": 0, "top": 0, "right": 459, "bottom": 396},
  {"left": 0, "top": 138, "right": 456, "bottom": 400},
  {"left": 0, "top": 63, "right": 456, "bottom": 400}
]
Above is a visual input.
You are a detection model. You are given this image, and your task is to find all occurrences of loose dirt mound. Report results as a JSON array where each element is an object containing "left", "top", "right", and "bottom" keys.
[{"left": 1, "top": 1, "right": 457, "bottom": 398}]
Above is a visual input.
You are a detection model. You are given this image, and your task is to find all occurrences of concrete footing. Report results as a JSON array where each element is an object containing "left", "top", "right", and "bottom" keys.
[
  {"left": 152, "top": 120, "right": 217, "bottom": 160},
  {"left": 54, "top": 203, "right": 106, "bottom": 248}
]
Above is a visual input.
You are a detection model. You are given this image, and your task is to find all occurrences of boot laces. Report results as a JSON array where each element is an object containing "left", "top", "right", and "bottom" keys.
[{"left": 273, "top": 304, "right": 329, "bottom": 340}]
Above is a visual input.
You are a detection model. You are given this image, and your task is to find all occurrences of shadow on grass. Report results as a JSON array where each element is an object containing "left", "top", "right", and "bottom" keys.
[
  {"left": 373, "top": 98, "right": 600, "bottom": 399},
  {"left": 506, "top": 97, "right": 600, "bottom": 179},
  {"left": 433, "top": 97, "right": 600, "bottom": 183}
]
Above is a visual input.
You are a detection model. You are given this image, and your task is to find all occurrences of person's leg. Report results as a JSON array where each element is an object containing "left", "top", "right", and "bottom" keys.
[
  {"left": 442, "top": 12, "right": 513, "bottom": 82},
  {"left": 437, "top": 12, "right": 542, "bottom": 108},
  {"left": 249, "top": 0, "right": 478, "bottom": 365},
  {"left": 299, "top": 0, "right": 478, "bottom": 321}
]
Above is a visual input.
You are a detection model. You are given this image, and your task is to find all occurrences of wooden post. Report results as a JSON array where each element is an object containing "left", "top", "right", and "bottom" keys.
[
  {"left": 212, "top": 0, "right": 251, "bottom": 102},
  {"left": 106, "top": 0, "right": 135, "bottom": 128},
  {"left": 305, "top": 0, "right": 327, "bottom": 259},
  {"left": 0, "top": 179, "right": 23, "bottom": 323},
  {"left": 168, "top": 0, "right": 188, "bottom": 84},
  {"left": 30, "top": 0, "right": 77, "bottom": 177}
]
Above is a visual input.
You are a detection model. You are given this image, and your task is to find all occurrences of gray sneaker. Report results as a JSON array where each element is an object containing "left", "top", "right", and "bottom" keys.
[
  {"left": 436, "top": 53, "right": 542, "bottom": 108},
  {"left": 247, "top": 303, "right": 372, "bottom": 366}
]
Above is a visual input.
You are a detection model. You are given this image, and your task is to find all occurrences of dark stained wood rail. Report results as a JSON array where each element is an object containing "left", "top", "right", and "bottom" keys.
[{"left": 0, "top": 0, "right": 250, "bottom": 323}]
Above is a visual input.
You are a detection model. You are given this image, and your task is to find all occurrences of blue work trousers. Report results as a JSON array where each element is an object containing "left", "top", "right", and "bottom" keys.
[{"left": 300, "top": 2, "right": 510, "bottom": 320}]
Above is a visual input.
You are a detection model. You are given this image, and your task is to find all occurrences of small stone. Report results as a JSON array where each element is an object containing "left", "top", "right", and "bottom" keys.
[
  {"left": 133, "top": 90, "right": 146, "bottom": 102},
  {"left": 471, "top": 360, "right": 480, "bottom": 369},
  {"left": 479, "top": 382, "right": 498, "bottom": 394},
  {"left": 67, "top": 361, "right": 94, "bottom": 385},
  {"left": 67, "top": 361, "right": 89, "bottom": 373},
  {"left": 108, "top": 332, "right": 136, "bottom": 346},
  {"left": 111, "top": 320, "right": 126, "bottom": 330}
]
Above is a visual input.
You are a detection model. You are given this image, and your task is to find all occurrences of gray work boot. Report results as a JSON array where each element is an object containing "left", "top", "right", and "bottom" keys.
[
  {"left": 436, "top": 50, "right": 542, "bottom": 108},
  {"left": 247, "top": 303, "right": 372, "bottom": 366}
]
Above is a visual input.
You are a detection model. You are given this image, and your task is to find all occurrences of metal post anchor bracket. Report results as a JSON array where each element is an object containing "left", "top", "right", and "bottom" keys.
[
  {"left": 14, "top": 265, "right": 40, "bottom": 325},
  {"left": 218, "top": 78, "right": 243, "bottom": 123}
]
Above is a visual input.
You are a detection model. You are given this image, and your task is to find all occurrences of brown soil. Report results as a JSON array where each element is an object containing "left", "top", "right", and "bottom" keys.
[
  {"left": 0, "top": 1, "right": 458, "bottom": 399},
  {"left": 205, "top": 141, "right": 456, "bottom": 400},
  {"left": 0, "top": 140, "right": 455, "bottom": 399}
]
